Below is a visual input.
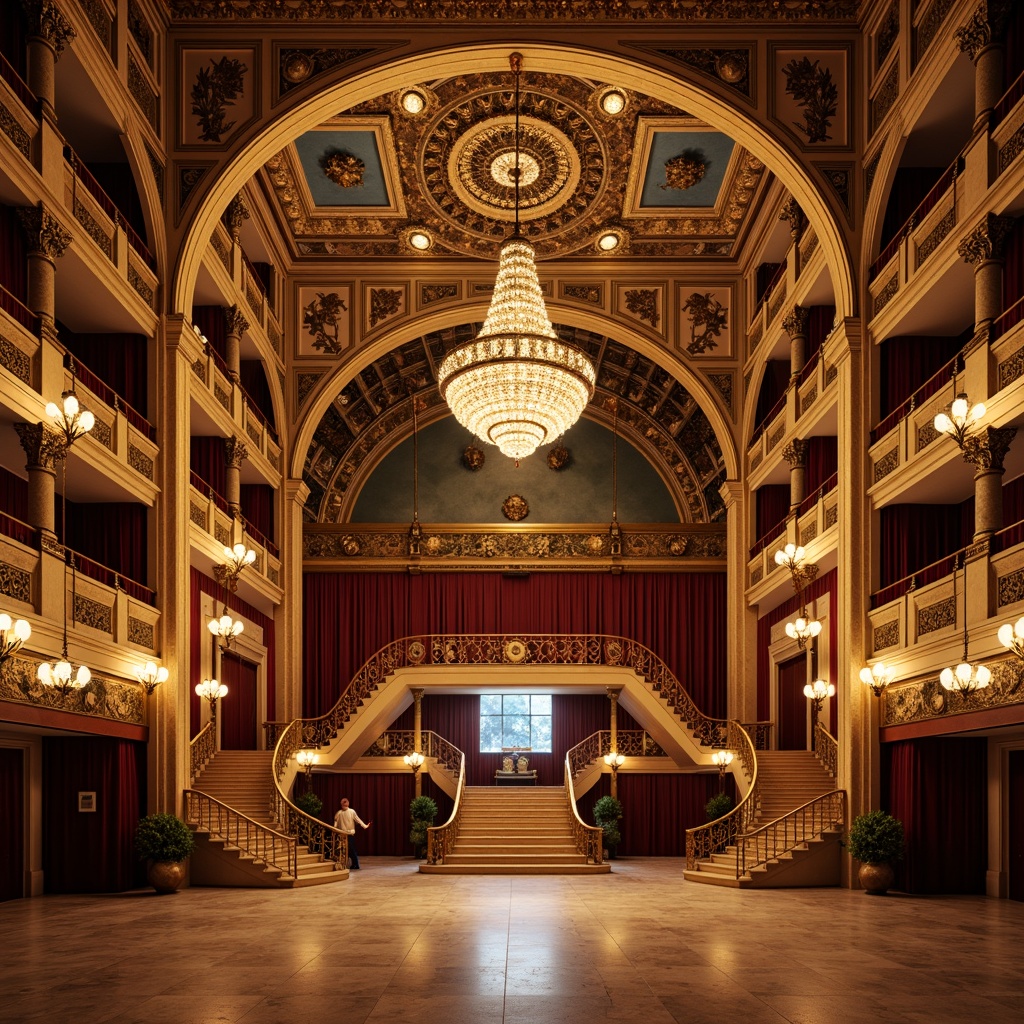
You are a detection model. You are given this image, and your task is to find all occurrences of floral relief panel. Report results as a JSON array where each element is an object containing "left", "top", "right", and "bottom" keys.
[
  {"left": 181, "top": 47, "right": 257, "bottom": 147},
  {"left": 771, "top": 47, "right": 850, "bottom": 149}
]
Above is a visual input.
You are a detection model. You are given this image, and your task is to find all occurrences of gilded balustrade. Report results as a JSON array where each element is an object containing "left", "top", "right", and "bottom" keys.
[
  {"left": 814, "top": 722, "right": 838, "bottom": 778},
  {"left": 184, "top": 790, "right": 300, "bottom": 879},
  {"left": 189, "top": 721, "right": 215, "bottom": 784},
  {"left": 566, "top": 729, "right": 666, "bottom": 780},
  {"left": 362, "top": 729, "right": 465, "bottom": 786},
  {"left": 565, "top": 759, "right": 604, "bottom": 863},
  {"left": 736, "top": 790, "right": 847, "bottom": 878},
  {"left": 684, "top": 720, "right": 759, "bottom": 869},
  {"left": 426, "top": 754, "right": 466, "bottom": 864}
]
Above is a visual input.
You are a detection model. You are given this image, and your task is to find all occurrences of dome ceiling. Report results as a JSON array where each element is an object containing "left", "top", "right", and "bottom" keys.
[
  {"left": 261, "top": 70, "right": 768, "bottom": 260},
  {"left": 302, "top": 324, "right": 727, "bottom": 525}
]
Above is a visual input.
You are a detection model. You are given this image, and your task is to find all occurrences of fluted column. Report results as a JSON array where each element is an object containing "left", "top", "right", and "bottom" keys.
[
  {"left": 720, "top": 479, "right": 756, "bottom": 721},
  {"left": 16, "top": 206, "right": 72, "bottom": 343},
  {"left": 956, "top": 0, "right": 1013, "bottom": 133},
  {"left": 223, "top": 436, "right": 247, "bottom": 517},
  {"left": 779, "top": 198, "right": 806, "bottom": 277},
  {"left": 20, "top": 1, "right": 75, "bottom": 115},
  {"left": 963, "top": 427, "right": 1016, "bottom": 541},
  {"left": 957, "top": 213, "right": 1016, "bottom": 338},
  {"left": 279, "top": 479, "right": 310, "bottom": 722},
  {"left": 782, "top": 438, "right": 809, "bottom": 515},
  {"left": 14, "top": 422, "right": 64, "bottom": 538},
  {"left": 412, "top": 687, "right": 424, "bottom": 797},
  {"left": 222, "top": 305, "right": 248, "bottom": 382},
  {"left": 782, "top": 305, "right": 810, "bottom": 383}
]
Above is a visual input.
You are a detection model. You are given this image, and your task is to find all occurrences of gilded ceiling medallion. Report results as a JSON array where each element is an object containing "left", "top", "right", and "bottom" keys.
[
  {"left": 462, "top": 444, "right": 485, "bottom": 471},
  {"left": 663, "top": 153, "right": 706, "bottom": 190},
  {"left": 502, "top": 494, "right": 529, "bottom": 522},
  {"left": 321, "top": 151, "right": 365, "bottom": 188},
  {"left": 547, "top": 445, "right": 571, "bottom": 470}
]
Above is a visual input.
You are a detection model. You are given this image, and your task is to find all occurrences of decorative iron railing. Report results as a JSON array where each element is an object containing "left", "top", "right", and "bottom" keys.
[
  {"left": 684, "top": 721, "right": 759, "bottom": 870},
  {"left": 815, "top": 722, "right": 838, "bottom": 778},
  {"left": 565, "top": 759, "right": 604, "bottom": 864},
  {"left": 426, "top": 754, "right": 466, "bottom": 864},
  {"left": 189, "top": 721, "right": 215, "bottom": 784},
  {"left": 362, "top": 729, "right": 465, "bottom": 787},
  {"left": 184, "top": 789, "right": 299, "bottom": 879},
  {"left": 735, "top": 790, "right": 847, "bottom": 879},
  {"left": 566, "top": 729, "right": 666, "bottom": 781}
]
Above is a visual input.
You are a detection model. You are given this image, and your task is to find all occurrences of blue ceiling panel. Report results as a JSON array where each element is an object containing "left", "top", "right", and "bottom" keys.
[
  {"left": 640, "top": 131, "right": 735, "bottom": 208},
  {"left": 294, "top": 129, "right": 389, "bottom": 206}
]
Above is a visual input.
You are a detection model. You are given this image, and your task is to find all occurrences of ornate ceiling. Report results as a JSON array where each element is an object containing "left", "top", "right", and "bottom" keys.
[
  {"left": 260, "top": 70, "right": 769, "bottom": 260},
  {"left": 303, "top": 324, "right": 727, "bottom": 525}
]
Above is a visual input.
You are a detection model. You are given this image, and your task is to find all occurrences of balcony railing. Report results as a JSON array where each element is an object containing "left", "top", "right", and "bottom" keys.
[
  {"left": 749, "top": 516, "right": 789, "bottom": 561},
  {"left": 243, "top": 519, "right": 278, "bottom": 559},
  {"left": 0, "top": 510, "right": 35, "bottom": 548},
  {"left": 0, "top": 282, "right": 38, "bottom": 335},
  {"left": 797, "top": 472, "right": 838, "bottom": 518},
  {"left": 0, "top": 50, "right": 36, "bottom": 111},
  {"left": 994, "top": 517, "right": 1024, "bottom": 554},
  {"left": 239, "top": 383, "right": 278, "bottom": 444},
  {"left": 870, "top": 350, "right": 963, "bottom": 445},
  {"left": 67, "top": 548, "right": 156, "bottom": 606},
  {"left": 797, "top": 349, "right": 820, "bottom": 387},
  {"left": 994, "top": 69, "right": 1024, "bottom": 127},
  {"left": 870, "top": 547, "right": 964, "bottom": 610},
  {"left": 65, "top": 353, "right": 155, "bottom": 442},
  {"left": 750, "top": 388, "right": 788, "bottom": 448},
  {"left": 189, "top": 471, "right": 233, "bottom": 518},
  {"left": 64, "top": 145, "right": 156, "bottom": 271},
  {"left": 994, "top": 293, "right": 1024, "bottom": 342}
]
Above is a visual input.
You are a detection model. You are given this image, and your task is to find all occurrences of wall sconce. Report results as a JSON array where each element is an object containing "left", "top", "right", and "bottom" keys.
[
  {"left": 604, "top": 751, "right": 625, "bottom": 797},
  {"left": 859, "top": 661, "right": 895, "bottom": 697},
  {"left": 0, "top": 612, "right": 31, "bottom": 668},
  {"left": 215, "top": 543, "right": 256, "bottom": 593},
  {"left": 941, "top": 564, "right": 990, "bottom": 697},
  {"left": 934, "top": 393, "right": 985, "bottom": 449},
  {"left": 711, "top": 749, "right": 733, "bottom": 792},
  {"left": 195, "top": 678, "right": 228, "bottom": 726},
  {"left": 136, "top": 661, "right": 169, "bottom": 695},
  {"left": 786, "top": 615, "right": 822, "bottom": 649},
  {"left": 998, "top": 616, "right": 1024, "bottom": 661},
  {"left": 208, "top": 611, "right": 244, "bottom": 651},
  {"left": 46, "top": 389, "right": 95, "bottom": 448},
  {"left": 804, "top": 678, "right": 834, "bottom": 750},
  {"left": 403, "top": 750, "right": 425, "bottom": 775}
]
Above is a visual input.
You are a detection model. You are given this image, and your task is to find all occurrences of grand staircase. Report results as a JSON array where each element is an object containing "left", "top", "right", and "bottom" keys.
[
  {"left": 188, "top": 750, "right": 346, "bottom": 888},
  {"left": 683, "top": 750, "right": 843, "bottom": 888},
  {"left": 419, "top": 787, "right": 611, "bottom": 875}
]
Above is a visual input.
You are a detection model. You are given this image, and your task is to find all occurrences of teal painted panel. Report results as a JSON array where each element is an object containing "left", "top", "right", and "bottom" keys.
[
  {"left": 295, "top": 130, "right": 389, "bottom": 206},
  {"left": 351, "top": 416, "right": 679, "bottom": 523},
  {"left": 641, "top": 131, "right": 735, "bottom": 208}
]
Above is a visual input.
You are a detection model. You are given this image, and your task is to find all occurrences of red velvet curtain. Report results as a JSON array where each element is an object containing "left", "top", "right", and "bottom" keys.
[
  {"left": 240, "top": 484, "right": 274, "bottom": 544},
  {"left": 0, "top": 465, "right": 29, "bottom": 522},
  {"left": 88, "top": 163, "right": 147, "bottom": 246},
  {"left": 190, "top": 567, "right": 276, "bottom": 735},
  {"left": 60, "top": 500, "right": 148, "bottom": 585},
  {"left": 189, "top": 437, "right": 227, "bottom": 497},
  {"left": 0, "top": 4, "right": 27, "bottom": 79},
  {"left": 57, "top": 326, "right": 149, "bottom": 416},
  {"left": 239, "top": 360, "right": 276, "bottom": 431},
  {"left": 805, "top": 437, "right": 838, "bottom": 494},
  {"left": 757, "top": 569, "right": 837, "bottom": 722},
  {"left": 303, "top": 572, "right": 727, "bottom": 719},
  {"left": 1007, "top": 3, "right": 1024, "bottom": 88},
  {"left": 777, "top": 654, "right": 808, "bottom": 750},
  {"left": 880, "top": 168, "right": 946, "bottom": 251},
  {"left": 1004, "top": 217, "right": 1024, "bottom": 331},
  {"left": 0, "top": 203, "right": 28, "bottom": 303},
  {"left": 0, "top": 747, "right": 24, "bottom": 902},
  {"left": 804, "top": 305, "right": 836, "bottom": 363},
  {"left": 309, "top": 772, "right": 417, "bottom": 856},
  {"left": 755, "top": 262, "right": 782, "bottom": 304},
  {"left": 42, "top": 737, "right": 146, "bottom": 893},
  {"left": 192, "top": 305, "right": 228, "bottom": 361},
  {"left": 879, "top": 498, "right": 974, "bottom": 589},
  {"left": 754, "top": 360, "right": 790, "bottom": 427},
  {"left": 882, "top": 737, "right": 987, "bottom": 894},
  {"left": 755, "top": 485, "right": 790, "bottom": 541},
  {"left": 219, "top": 653, "right": 259, "bottom": 750},
  {"left": 1005, "top": 474, "right": 1024, "bottom": 529},
  {"left": 879, "top": 334, "right": 970, "bottom": 421}
]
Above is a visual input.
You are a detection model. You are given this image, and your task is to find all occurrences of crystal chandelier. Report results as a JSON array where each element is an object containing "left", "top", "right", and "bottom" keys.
[{"left": 437, "top": 53, "right": 595, "bottom": 463}]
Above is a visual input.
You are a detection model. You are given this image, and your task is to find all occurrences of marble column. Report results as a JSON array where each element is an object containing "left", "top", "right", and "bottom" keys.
[
  {"left": 16, "top": 206, "right": 72, "bottom": 343},
  {"left": 957, "top": 213, "right": 1016, "bottom": 337},
  {"left": 782, "top": 305, "right": 810, "bottom": 383},
  {"left": 955, "top": 0, "right": 1013, "bottom": 133},
  {"left": 963, "top": 427, "right": 1016, "bottom": 540},
  {"left": 782, "top": 438, "right": 809, "bottom": 515},
  {"left": 412, "top": 687, "right": 424, "bottom": 797},
  {"left": 779, "top": 198, "right": 806, "bottom": 278},
  {"left": 223, "top": 435, "right": 247, "bottom": 518},
  {"left": 14, "top": 422, "right": 65, "bottom": 538},
  {"left": 20, "top": 0, "right": 75, "bottom": 116},
  {"left": 222, "top": 305, "right": 248, "bottom": 382}
]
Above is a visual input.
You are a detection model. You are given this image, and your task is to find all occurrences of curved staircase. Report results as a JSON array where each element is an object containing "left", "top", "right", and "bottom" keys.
[{"left": 419, "top": 787, "right": 610, "bottom": 875}]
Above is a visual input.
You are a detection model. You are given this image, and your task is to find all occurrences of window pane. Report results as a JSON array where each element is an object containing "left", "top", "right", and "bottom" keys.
[
  {"left": 503, "top": 716, "right": 531, "bottom": 748},
  {"left": 503, "top": 694, "right": 529, "bottom": 714},
  {"left": 480, "top": 694, "right": 502, "bottom": 715},
  {"left": 480, "top": 717, "right": 503, "bottom": 752},
  {"left": 531, "top": 715, "right": 552, "bottom": 752},
  {"left": 530, "top": 694, "right": 551, "bottom": 715}
]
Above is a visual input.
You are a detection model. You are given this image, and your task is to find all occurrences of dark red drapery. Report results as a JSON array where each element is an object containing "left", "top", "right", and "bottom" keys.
[
  {"left": 57, "top": 325, "right": 149, "bottom": 417},
  {"left": 878, "top": 498, "right": 974, "bottom": 589},
  {"left": 192, "top": 305, "right": 228, "bottom": 361},
  {"left": 240, "top": 484, "right": 275, "bottom": 544},
  {"left": 879, "top": 334, "right": 969, "bottom": 421},
  {"left": 0, "top": 747, "right": 25, "bottom": 902},
  {"left": 60, "top": 499, "right": 148, "bottom": 586},
  {"left": 882, "top": 736, "right": 987, "bottom": 894},
  {"left": 753, "top": 360, "right": 790, "bottom": 428},
  {"left": 189, "top": 437, "right": 228, "bottom": 498},
  {"left": 42, "top": 737, "right": 146, "bottom": 893},
  {"left": 805, "top": 436, "right": 838, "bottom": 495},
  {"left": 0, "top": 203, "right": 28, "bottom": 304},
  {"left": 777, "top": 654, "right": 808, "bottom": 750},
  {"left": 0, "top": 465, "right": 29, "bottom": 523},
  {"left": 804, "top": 305, "right": 836, "bottom": 363},
  {"left": 302, "top": 572, "right": 727, "bottom": 720},
  {"left": 755, "top": 485, "right": 790, "bottom": 541},
  {"left": 219, "top": 653, "right": 259, "bottom": 750}
]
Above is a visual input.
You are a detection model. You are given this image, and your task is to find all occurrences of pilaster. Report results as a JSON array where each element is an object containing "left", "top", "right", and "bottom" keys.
[
  {"left": 720, "top": 478, "right": 755, "bottom": 722},
  {"left": 279, "top": 478, "right": 310, "bottom": 721}
]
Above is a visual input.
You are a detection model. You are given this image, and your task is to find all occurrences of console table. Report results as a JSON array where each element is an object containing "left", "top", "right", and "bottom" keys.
[{"left": 495, "top": 770, "right": 538, "bottom": 786}]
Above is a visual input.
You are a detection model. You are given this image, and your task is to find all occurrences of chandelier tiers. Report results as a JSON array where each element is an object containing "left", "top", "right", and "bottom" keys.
[
  {"left": 0, "top": 613, "right": 31, "bottom": 668},
  {"left": 208, "top": 612, "right": 244, "bottom": 651},
  {"left": 859, "top": 661, "right": 896, "bottom": 698},
  {"left": 774, "top": 543, "right": 822, "bottom": 649},
  {"left": 437, "top": 52, "right": 596, "bottom": 464},
  {"left": 940, "top": 563, "right": 990, "bottom": 697}
]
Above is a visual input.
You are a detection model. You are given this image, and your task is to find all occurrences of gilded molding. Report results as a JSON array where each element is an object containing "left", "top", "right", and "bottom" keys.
[
  {"left": 782, "top": 305, "right": 810, "bottom": 338},
  {"left": 15, "top": 421, "right": 66, "bottom": 468},
  {"left": 223, "top": 435, "right": 248, "bottom": 468},
  {"left": 883, "top": 659, "right": 1023, "bottom": 727},
  {"left": 779, "top": 198, "right": 806, "bottom": 236},
  {"left": 0, "top": 103, "right": 31, "bottom": 158},
  {"left": 824, "top": 503, "right": 838, "bottom": 528},
  {"left": 782, "top": 438, "right": 809, "bottom": 466},
  {"left": 961, "top": 427, "right": 1016, "bottom": 472},
  {"left": 873, "top": 619, "right": 900, "bottom": 651},
  {"left": 79, "top": 0, "right": 112, "bottom": 49},
  {"left": 0, "top": 334, "right": 31, "bottom": 383},
  {"left": 957, "top": 213, "right": 1016, "bottom": 265},
  {"left": 73, "top": 197, "right": 112, "bottom": 258},
  {"left": 914, "top": 0, "right": 956, "bottom": 64},
  {"left": 682, "top": 292, "right": 727, "bottom": 355},
  {"left": 998, "top": 565, "right": 1024, "bottom": 607},
  {"left": 800, "top": 521, "right": 818, "bottom": 545},
  {"left": 20, "top": 0, "right": 76, "bottom": 57},
  {"left": 800, "top": 384, "right": 818, "bottom": 413},
  {"left": 876, "top": 0, "right": 899, "bottom": 66},
  {"left": 279, "top": 48, "right": 374, "bottom": 93},
  {"left": 296, "top": 372, "right": 323, "bottom": 410},
  {"left": 127, "top": 264, "right": 154, "bottom": 308},
  {"left": 322, "top": 151, "right": 365, "bottom": 188},
  {"left": 870, "top": 61, "right": 899, "bottom": 136},
  {"left": 915, "top": 207, "right": 956, "bottom": 266},
  {"left": 917, "top": 595, "right": 955, "bottom": 636},
  {"left": 783, "top": 57, "right": 840, "bottom": 144},
  {"left": 997, "top": 344, "right": 1024, "bottom": 390},
  {"left": 563, "top": 284, "right": 602, "bottom": 305},
  {"left": 873, "top": 274, "right": 898, "bottom": 315},
  {"left": 179, "top": 166, "right": 210, "bottom": 209},
  {"left": 127, "top": 444, "right": 154, "bottom": 480},
  {"left": 128, "top": 616, "right": 155, "bottom": 649},
  {"left": 0, "top": 562, "right": 31, "bottom": 603},
  {"left": 224, "top": 193, "right": 250, "bottom": 237},
  {"left": 74, "top": 593, "right": 113, "bottom": 634},
  {"left": 656, "top": 48, "right": 751, "bottom": 97},
  {"left": 369, "top": 288, "right": 402, "bottom": 329},
  {"left": 663, "top": 153, "right": 705, "bottom": 190},
  {"left": 706, "top": 372, "right": 733, "bottom": 416},
  {"left": 189, "top": 502, "right": 208, "bottom": 529},
  {"left": 223, "top": 303, "right": 250, "bottom": 337},
  {"left": 128, "top": 53, "right": 158, "bottom": 130},
  {"left": 955, "top": 0, "right": 1013, "bottom": 61},
  {"left": 421, "top": 284, "right": 459, "bottom": 306},
  {"left": 16, "top": 206, "right": 72, "bottom": 260}
]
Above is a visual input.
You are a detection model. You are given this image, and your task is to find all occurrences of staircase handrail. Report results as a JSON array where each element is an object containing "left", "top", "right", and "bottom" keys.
[
  {"left": 735, "top": 789, "right": 847, "bottom": 879},
  {"left": 263, "top": 633, "right": 772, "bottom": 758},
  {"left": 271, "top": 720, "right": 349, "bottom": 868},
  {"left": 426, "top": 751, "right": 466, "bottom": 864},
  {"left": 564, "top": 755, "right": 604, "bottom": 864},
  {"left": 361, "top": 729, "right": 464, "bottom": 786},
  {"left": 184, "top": 788, "right": 300, "bottom": 879},
  {"left": 189, "top": 722, "right": 215, "bottom": 785},
  {"left": 684, "top": 720, "right": 759, "bottom": 870},
  {"left": 814, "top": 723, "right": 838, "bottom": 778},
  {"left": 566, "top": 729, "right": 667, "bottom": 780}
]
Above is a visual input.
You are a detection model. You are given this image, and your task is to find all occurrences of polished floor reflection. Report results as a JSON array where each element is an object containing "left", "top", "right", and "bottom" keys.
[{"left": 2, "top": 858, "right": 1022, "bottom": 1023}]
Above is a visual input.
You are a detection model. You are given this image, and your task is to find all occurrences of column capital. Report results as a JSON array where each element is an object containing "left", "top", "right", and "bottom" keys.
[
  {"left": 14, "top": 421, "right": 67, "bottom": 469},
  {"left": 782, "top": 438, "right": 810, "bottom": 467},
  {"left": 16, "top": 205, "right": 72, "bottom": 261},
  {"left": 782, "top": 304, "right": 810, "bottom": 338},
  {"left": 284, "top": 478, "right": 311, "bottom": 506},
  {"left": 223, "top": 304, "right": 250, "bottom": 337},
  {"left": 955, "top": 0, "right": 1013, "bottom": 61},
  {"left": 224, "top": 194, "right": 250, "bottom": 238},
  {"left": 20, "top": 0, "right": 76, "bottom": 58},
  {"left": 223, "top": 435, "right": 248, "bottom": 469},
  {"left": 606, "top": 687, "right": 622, "bottom": 701},
  {"left": 962, "top": 426, "right": 1016, "bottom": 472},
  {"left": 779, "top": 197, "right": 806, "bottom": 235},
  {"left": 718, "top": 478, "right": 744, "bottom": 509},
  {"left": 411, "top": 688, "right": 424, "bottom": 700},
  {"left": 957, "top": 212, "right": 1016, "bottom": 265}
]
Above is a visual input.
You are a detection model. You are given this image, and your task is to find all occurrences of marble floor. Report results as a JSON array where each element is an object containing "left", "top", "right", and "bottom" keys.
[{"left": 2, "top": 858, "right": 1022, "bottom": 1024}]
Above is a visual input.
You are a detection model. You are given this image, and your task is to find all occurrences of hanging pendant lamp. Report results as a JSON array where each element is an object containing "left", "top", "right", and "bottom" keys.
[{"left": 437, "top": 53, "right": 595, "bottom": 463}]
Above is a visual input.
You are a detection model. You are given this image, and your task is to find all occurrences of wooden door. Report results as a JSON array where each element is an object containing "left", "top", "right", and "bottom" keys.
[
  {"left": 777, "top": 654, "right": 808, "bottom": 751},
  {"left": 219, "top": 652, "right": 259, "bottom": 750}
]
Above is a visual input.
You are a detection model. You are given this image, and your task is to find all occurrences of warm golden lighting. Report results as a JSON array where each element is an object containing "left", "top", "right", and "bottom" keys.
[
  {"left": 404, "top": 750, "right": 426, "bottom": 773},
  {"left": 934, "top": 394, "right": 985, "bottom": 448},
  {"left": 136, "top": 661, "right": 169, "bottom": 695},
  {"left": 401, "top": 89, "right": 425, "bottom": 114},
  {"left": 786, "top": 615, "right": 822, "bottom": 646},
  {"left": 603, "top": 751, "right": 625, "bottom": 769},
  {"left": 859, "top": 661, "right": 895, "bottom": 697},
  {"left": 0, "top": 612, "right": 31, "bottom": 666},
  {"left": 208, "top": 612, "right": 244, "bottom": 648},
  {"left": 711, "top": 750, "right": 733, "bottom": 770},
  {"left": 297, "top": 748, "right": 318, "bottom": 774},
  {"left": 600, "top": 89, "right": 626, "bottom": 115},
  {"left": 46, "top": 390, "right": 95, "bottom": 448},
  {"left": 940, "top": 661, "right": 990, "bottom": 696},
  {"left": 804, "top": 678, "right": 835, "bottom": 703},
  {"left": 598, "top": 232, "right": 620, "bottom": 251},
  {"left": 438, "top": 236, "right": 595, "bottom": 461},
  {"left": 38, "top": 658, "right": 90, "bottom": 695},
  {"left": 409, "top": 231, "right": 432, "bottom": 250},
  {"left": 998, "top": 616, "right": 1024, "bottom": 660}
]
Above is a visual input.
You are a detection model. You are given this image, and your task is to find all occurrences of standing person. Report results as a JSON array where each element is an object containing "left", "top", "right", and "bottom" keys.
[{"left": 333, "top": 797, "right": 372, "bottom": 869}]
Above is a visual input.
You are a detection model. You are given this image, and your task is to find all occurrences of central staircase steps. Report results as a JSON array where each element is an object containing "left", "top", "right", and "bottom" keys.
[
  {"left": 190, "top": 750, "right": 345, "bottom": 888},
  {"left": 419, "top": 786, "right": 610, "bottom": 875}
]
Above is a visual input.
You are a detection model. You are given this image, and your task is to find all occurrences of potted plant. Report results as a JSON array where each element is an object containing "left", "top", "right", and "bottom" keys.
[
  {"left": 593, "top": 795, "right": 623, "bottom": 858},
  {"left": 846, "top": 810, "right": 904, "bottom": 894},
  {"left": 135, "top": 812, "right": 196, "bottom": 894},
  {"left": 705, "top": 792, "right": 733, "bottom": 822},
  {"left": 409, "top": 795, "right": 438, "bottom": 859},
  {"left": 294, "top": 791, "right": 323, "bottom": 853}
]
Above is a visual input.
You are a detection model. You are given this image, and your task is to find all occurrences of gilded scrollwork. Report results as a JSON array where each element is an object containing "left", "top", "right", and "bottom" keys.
[
  {"left": 321, "top": 151, "right": 365, "bottom": 188},
  {"left": 128, "top": 616, "right": 155, "bottom": 649},
  {"left": 624, "top": 289, "right": 660, "bottom": 328},
  {"left": 75, "top": 594, "right": 113, "bottom": 634},
  {"left": 682, "top": 292, "right": 727, "bottom": 354},
  {"left": 997, "top": 566, "right": 1024, "bottom": 608},
  {"left": 17, "top": 206, "right": 72, "bottom": 261},
  {"left": 302, "top": 291, "right": 348, "bottom": 354},
  {"left": 0, "top": 562, "right": 31, "bottom": 603},
  {"left": 369, "top": 288, "right": 402, "bottom": 329},
  {"left": 917, "top": 596, "right": 955, "bottom": 636},
  {"left": 872, "top": 619, "right": 899, "bottom": 651}
]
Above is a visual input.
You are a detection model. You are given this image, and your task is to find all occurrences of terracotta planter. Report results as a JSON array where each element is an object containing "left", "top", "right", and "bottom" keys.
[
  {"left": 858, "top": 861, "right": 894, "bottom": 895},
  {"left": 147, "top": 859, "right": 186, "bottom": 894}
]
